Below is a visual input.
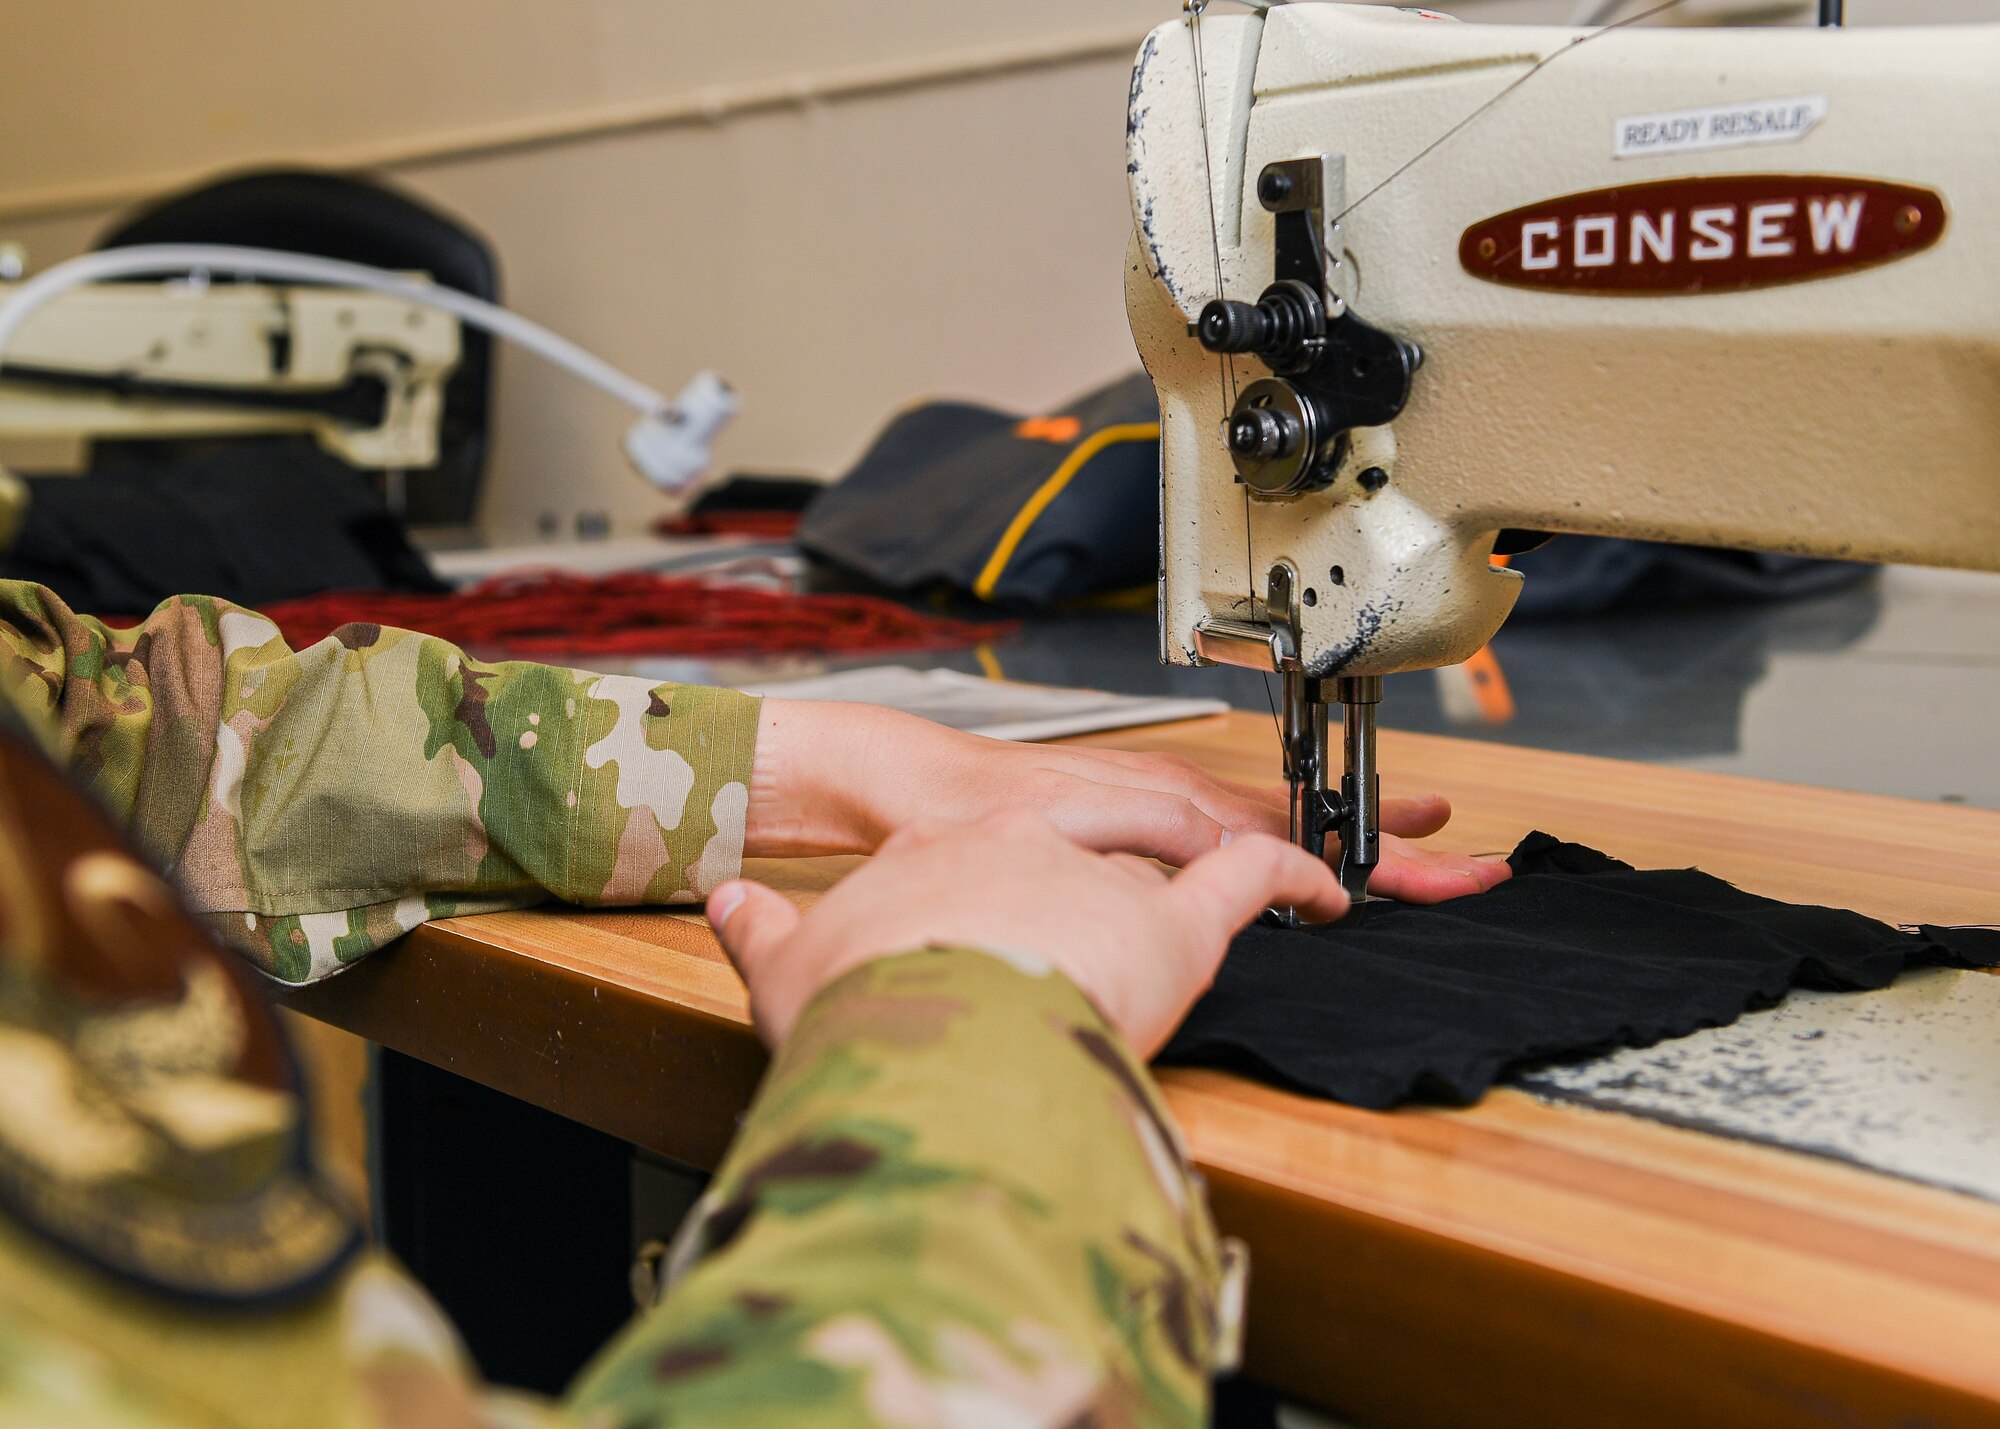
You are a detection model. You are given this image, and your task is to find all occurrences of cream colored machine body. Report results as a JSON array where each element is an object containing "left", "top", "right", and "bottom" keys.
[
  {"left": 1126, "top": 3, "right": 2000, "bottom": 895},
  {"left": 0, "top": 281, "right": 458, "bottom": 469}
]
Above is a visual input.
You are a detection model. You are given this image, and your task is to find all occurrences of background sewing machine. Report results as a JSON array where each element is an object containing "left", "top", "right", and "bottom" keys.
[
  {"left": 0, "top": 272, "right": 458, "bottom": 483},
  {"left": 1127, "top": 2, "right": 2000, "bottom": 897},
  {"left": 0, "top": 214, "right": 738, "bottom": 596}
]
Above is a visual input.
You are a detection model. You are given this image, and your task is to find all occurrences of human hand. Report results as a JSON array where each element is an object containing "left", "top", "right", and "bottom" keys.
[
  {"left": 710, "top": 810, "right": 1347, "bottom": 1056},
  {"left": 744, "top": 699, "right": 1507, "bottom": 902}
]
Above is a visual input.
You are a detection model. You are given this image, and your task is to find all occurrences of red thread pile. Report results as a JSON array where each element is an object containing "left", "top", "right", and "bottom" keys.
[{"left": 260, "top": 570, "right": 1013, "bottom": 658}]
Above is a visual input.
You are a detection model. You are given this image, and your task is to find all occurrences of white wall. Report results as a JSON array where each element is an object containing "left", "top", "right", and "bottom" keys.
[
  {"left": 4, "top": 0, "right": 1991, "bottom": 537},
  {"left": 0, "top": 2, "right": 1179, "bottom": 212}
]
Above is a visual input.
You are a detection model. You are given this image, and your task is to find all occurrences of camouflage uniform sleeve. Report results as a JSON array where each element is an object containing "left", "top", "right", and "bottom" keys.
[
  {"left": 0, "top": 579, "right": 760, "bottom": 983},
  {"left": 567, "top": 946, "right": 1244, "bottom": 1429}
]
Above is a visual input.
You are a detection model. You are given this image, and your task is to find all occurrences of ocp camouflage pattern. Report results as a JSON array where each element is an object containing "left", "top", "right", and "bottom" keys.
[
  {"left": 0, "top": 949, "right": 1234, "bottom": 1428},
  {"left": 571, "top": 946, "right": 1238, "bottom": 1427},
  {"left": 0, "top": 580, "right": 759, "bottom": 982}
]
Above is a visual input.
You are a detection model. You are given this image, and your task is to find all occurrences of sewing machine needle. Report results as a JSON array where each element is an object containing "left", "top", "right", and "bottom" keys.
[{"left": 1334, "top": 677, "right": 1382, "bottom": 904}]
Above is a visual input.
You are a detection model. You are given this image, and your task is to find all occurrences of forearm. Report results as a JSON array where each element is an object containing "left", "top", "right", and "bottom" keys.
[
  {"left": 568, "top": 947, "right": 1237, "bottom": 1428},
  {"left": 0, "top": 580, "right": 761, "bottom": 981}
]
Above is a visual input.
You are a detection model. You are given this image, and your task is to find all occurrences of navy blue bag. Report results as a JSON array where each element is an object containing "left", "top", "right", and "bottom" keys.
[{"left": 796, "top": 375, "right": 1160, "bottom": 610}]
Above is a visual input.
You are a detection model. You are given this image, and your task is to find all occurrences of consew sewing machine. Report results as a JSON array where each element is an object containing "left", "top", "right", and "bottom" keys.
[
  {"left": 0, "top": 278, "right": 458, "bottom": 470},
  {"left": 1126, "top": 1, "right": 2000, "bottom": 901}
]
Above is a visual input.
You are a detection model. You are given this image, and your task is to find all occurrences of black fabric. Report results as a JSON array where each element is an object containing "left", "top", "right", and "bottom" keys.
[
  {"left": 1509, "top": 537, "right": 1872, "bottom": 618},
  {"left": 687, "top": 473, "right": 825, "bottom": 517},
  {"left": 1160, "top": 833, "right": 2000, "bottom": 1110},
  {"left": 0, "top": 438, "right": 444, "bottom": 615}
]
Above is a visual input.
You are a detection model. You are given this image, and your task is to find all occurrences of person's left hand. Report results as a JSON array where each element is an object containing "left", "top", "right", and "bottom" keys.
[
  {"left": 713, "top": 810, "right": 1349, "bottom": 1055},
  {"left": 743, "top": 700, "right": 1508, "bottom": 903}
]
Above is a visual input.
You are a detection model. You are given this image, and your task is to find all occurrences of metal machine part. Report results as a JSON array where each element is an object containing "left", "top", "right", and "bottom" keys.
[
  {"left": 1196, "top": 562, "right": 1381, "bottom": 910},
  {"left": 1277, "top": 671, "right": 1380, "bottom": 908},
  {"left": 1188, "top": 153, "right": 1417, "bottom": 894},
  {"left": 1332, "top": 675, "right": 1380, "bottom": 900},
  {"left": 1131, "top": 3, "right": 2000, "bottom": 891},
  {"left": 1193, "top": 155, "right": 1422, "bottom": 500}
]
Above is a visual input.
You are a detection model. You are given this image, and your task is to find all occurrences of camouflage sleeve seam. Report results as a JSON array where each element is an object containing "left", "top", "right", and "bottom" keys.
[
  {"left": 192, "top": 886, "right": 708, "bottom": 912},
  {"left": 181, "top": 886, "right": 486, "bottom": 912}
]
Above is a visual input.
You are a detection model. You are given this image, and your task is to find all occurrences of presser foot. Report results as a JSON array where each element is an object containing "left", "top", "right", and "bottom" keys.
[
  {"left": 1261, "top": 837, "right": 1377, "bottom": 926},
  {"left": 1333, "top": 835, "right": 1378, "bottom": 906},
  {"left": 1270, "top": 674, "right": 1382, "bottom": 924}
]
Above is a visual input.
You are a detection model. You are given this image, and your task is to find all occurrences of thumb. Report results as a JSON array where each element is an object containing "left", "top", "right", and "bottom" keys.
[
  {"left": 707, "top": 880, "right": 802, "bottom": 985},
  {"left": 1168, "top": 832, "right": 1349, "bottom": 948}
]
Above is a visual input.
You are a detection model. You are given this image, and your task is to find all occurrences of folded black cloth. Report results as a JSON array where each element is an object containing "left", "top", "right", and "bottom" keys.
[{"left": 1159, "top": 833, "right": 2000, "bottom": 1109}]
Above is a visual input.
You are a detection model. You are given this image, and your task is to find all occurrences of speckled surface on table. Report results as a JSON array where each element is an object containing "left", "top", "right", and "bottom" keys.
[{"left": 1517, "top": 968, "right": 2000, "bottom": 1203}]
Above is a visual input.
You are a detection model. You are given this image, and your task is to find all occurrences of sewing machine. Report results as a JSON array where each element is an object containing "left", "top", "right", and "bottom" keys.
[
  {"left": 1126, "top": 2, "right": 2000, "bottom": 900},
  {"left": 0, "top": 278, "right": 458, "bottom": 470}
]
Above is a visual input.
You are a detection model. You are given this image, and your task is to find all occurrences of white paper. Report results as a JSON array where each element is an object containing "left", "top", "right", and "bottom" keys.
[
  {"left": 741, "top": 666, "right": 1229, "bottom": 743},
  {"left": 427, "top": 535, "right": 802, "bottom": 585}
]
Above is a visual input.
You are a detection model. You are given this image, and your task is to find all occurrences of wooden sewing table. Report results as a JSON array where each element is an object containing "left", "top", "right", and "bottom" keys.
[{"left": 285, "top": 713, "right": 2000, "bottom": 1426}]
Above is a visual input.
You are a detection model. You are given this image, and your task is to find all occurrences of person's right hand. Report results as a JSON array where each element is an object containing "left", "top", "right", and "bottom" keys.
[{"left": 707, "top": 810, "right": 1347, "bottom": 1058}]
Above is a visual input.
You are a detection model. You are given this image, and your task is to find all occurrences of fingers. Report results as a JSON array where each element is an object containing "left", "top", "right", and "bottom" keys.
[
  {"left": 878, "top": 816, "right": 956, "bottom": 854},
  {"left": 1039, "top": 783, "right": 1230, "bottom": 867},
  {"left": 1365, "top": 837, "right": 1512, "bottom": 904},
  {"left": 1379, "top": 793, "right": 1452, "bottom": 840},
  {"left": 1168, "top": 833, "right": 1349, "bottom": 947},
  {"left": 707, "top": 880, "right": 803, "bottom": 982},
  {"left": 1104, "top": 852, "right": 1172, "bottom": 885},
  {"left": 1066, "top": 750, "right": 1456, "bottom": 853},
  {"left": 1071, "top": 748, "right": 1277, "bottom": 805},
  {"left": 1040, "top": 749, "right": 1288, "bottom": 841}
]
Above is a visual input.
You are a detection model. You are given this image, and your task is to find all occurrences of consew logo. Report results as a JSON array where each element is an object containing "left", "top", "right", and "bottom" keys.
[{"left": 1459, "top": 176, "right": 1945, "bottom": 295}]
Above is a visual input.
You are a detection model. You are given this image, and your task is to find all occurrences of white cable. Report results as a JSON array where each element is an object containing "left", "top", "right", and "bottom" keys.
[
  {"left": 0, "top": 243, "right": 737, "bottom": 494},
  {"left": 1571, "top": 0, "right": 1813, "bottom": 23},
  {"left": 0, "top": 245, "right": 666, "bottom": 412}
]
